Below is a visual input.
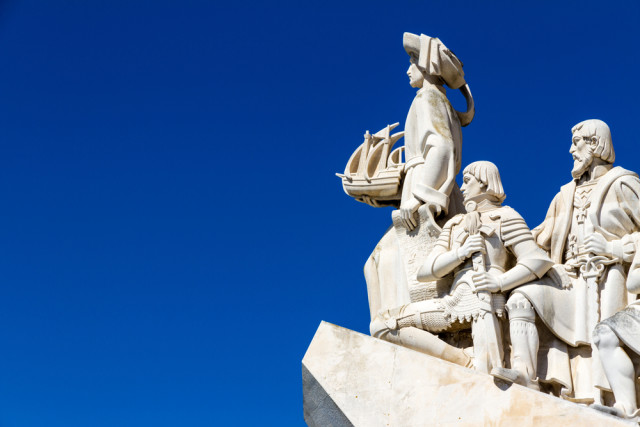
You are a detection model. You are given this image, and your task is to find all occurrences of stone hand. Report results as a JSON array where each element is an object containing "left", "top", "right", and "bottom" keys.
[
  {"left": 585, "top": 233, "right": 610, "bottom": 257},
  {"left": 399, "top": 197, "right": 421, "bottom": 231},
  {"left": 472, "top": 272, "right": 502, "bottom": 293},
  {"left": 457, "top": 234, "right": 485, "bottom": 260},
  {"left": 427, "top": 202, "right": 442, "bottom": 218}
]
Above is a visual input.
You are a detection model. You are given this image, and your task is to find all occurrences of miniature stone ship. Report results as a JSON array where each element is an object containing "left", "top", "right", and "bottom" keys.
[{"left": 336, "top": 123, "right": 405, "bottom": 207}]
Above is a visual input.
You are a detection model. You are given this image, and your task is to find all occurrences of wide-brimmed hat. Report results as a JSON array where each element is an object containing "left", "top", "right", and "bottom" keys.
[{"left": 403, "top": 32, "right": 466, "bottom": 90}]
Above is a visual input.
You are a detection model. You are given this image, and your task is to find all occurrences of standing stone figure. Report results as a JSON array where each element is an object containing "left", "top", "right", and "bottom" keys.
[
  {"left": 337, "top": 33, "right": 475, "bottom": 321},
  {"left": 397, "top": 32, "right": 473, "bottom": 231},
  {"left": 370, "top": 161, "right": 553, "bottom": 371},
  {"left": 493, "top": 119, "right": 640, "bottom": 403}
]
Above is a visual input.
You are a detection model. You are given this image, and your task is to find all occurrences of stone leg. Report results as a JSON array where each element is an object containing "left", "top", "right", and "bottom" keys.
[
  {"left": 593, "top": 323, "right": 640, "bottom": 419},
  {"left": 471, "top": 312, "right": 504, "bottom": 374},
  {"left": 491, "top": 293, "right": 539, "bottom": 390},
  {"left": 370, "top": 300, "right": 472, "bottom": 368}
]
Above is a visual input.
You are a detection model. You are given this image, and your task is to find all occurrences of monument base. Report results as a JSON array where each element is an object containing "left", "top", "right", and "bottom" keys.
[{"left": 302, "top": 321, "right": 632, "bottom": 426}]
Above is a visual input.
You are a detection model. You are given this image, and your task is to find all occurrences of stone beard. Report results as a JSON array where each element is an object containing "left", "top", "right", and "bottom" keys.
[{"left": 571, "top": 145, "right": 593, "bottom": 179}]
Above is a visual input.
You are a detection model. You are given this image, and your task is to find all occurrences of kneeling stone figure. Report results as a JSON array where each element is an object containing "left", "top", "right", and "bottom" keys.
[{"left": 371, "top": 161, "right": 553, "bottom": 375}]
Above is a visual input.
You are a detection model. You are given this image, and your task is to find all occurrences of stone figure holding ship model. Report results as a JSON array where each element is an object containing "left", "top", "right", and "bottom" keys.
[
  {"left": 337, "top": 32, "right": 475, "bottom": 324},
  {"left": 338, "top": 32, "right": 474, "bottom": 216},
  {"left": 397, "top": 32, "right": 474, "bottom": 232}
]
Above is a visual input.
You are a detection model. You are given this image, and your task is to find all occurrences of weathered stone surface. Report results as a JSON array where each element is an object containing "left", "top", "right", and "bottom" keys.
[{"left": 302, "top": 321, "right": 631, "bottom": 426}]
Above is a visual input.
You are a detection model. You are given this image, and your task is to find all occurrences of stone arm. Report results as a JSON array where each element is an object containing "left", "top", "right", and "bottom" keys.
[
  {"left": 586, "top": 177, "right": 640, "bottom": 262},
  {"left": 417, "top": 233, "right": 485, "bottom": 282},
  {"left": 474, "top": 213, "right": 553, "bottom": 293},
  {"left": 585, "top": 233, "right": 637, "bottom": 263},
  {"left": 498, "top": 239, "right": 553, "bottom": 292},
  {"left": 627, "top": 235, "right": 640, "bottom": 294},
  {"left": 409, "top": 142, "right": 456, "bottom": 214},
  {"left": 611, "top": 178, "right": 640, "bottom": 261},
  {"left": 616, "top": 176, "right": 640, "bottom": 226},
  {"left": 417, "top": 246, "right": 456, "bottom": 282}
]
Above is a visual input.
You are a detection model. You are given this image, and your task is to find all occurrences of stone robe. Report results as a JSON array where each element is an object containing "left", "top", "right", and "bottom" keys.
[
  {"left": 402, "top": 83, "right": 462, "bottom": 214},
  {"left": 365, "top": 83, "right": 465, "bottom": 321},
  {"left": 514, "top": 166, "right": 640, "bottom": 399}
]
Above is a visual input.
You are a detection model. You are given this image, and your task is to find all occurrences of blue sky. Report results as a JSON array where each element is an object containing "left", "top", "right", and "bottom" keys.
[{"left": 0, "top": 0, "right": 638, "bottom": 425}]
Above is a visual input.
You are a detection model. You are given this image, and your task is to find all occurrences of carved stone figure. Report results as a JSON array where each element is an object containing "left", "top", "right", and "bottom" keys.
[
  {"left": 370, "top": 161, "right": 553, "bottom": 373},
  {"left": 492, "top": 120, "right": 640, "bottom": 403},
  {"left": 337, "top": 33, "right": 475, "bottom": 321},
  {"left": 397, "top": 32, "right": 473, "bottom": 232},
  {"left": 592, "top": 235, "right": 640, "bottom": 421}
]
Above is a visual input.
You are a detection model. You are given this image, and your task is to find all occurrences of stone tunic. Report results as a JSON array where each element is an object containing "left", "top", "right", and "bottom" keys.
[{"left": 564, "top": 180, "right": 598, "bottom": 262}]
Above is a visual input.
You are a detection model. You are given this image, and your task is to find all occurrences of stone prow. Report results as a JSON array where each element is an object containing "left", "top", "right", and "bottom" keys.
[{"left": 302, "top": 321, "right": 631, "bottom": 426}]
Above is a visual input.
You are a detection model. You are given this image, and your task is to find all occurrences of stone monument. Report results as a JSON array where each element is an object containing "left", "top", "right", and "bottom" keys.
[{"left": 304, "top": 32, "right": 639, "bottom": 426}]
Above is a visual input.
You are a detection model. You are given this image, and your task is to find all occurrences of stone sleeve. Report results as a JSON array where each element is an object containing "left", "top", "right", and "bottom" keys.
[
  {"left": 435, "top": 215, "right": 464, "bottom": 250},
  {"left": 501, "top": 216, "right": 534, "bottom": 247},
  {"left": 532, "top": 192, "right": 561, "bottom": 252},
  {"left": 418, "top": 217, "right": 459, "bottom": 282},
  {"left": 502, "top": 210, "right": 554, "bottom": 278},
  {"left": 434, "top": 220, "right": 453, "bottom": 250},
  {"left": 413, "top": 181, "right": 449, "bottom": 212},
  {"left": 616, "top": 176, "right": 640, "bottom": 232}
]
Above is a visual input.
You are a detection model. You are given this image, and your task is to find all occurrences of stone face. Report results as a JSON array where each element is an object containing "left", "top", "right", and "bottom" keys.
[{"left": 302, "top": 322, "right": 630, "bottom": 426}]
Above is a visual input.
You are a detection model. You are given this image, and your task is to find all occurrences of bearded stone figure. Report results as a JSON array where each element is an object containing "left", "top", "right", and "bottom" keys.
[{"left": 493, "top": 119, "right": 640, "bottom": 406}]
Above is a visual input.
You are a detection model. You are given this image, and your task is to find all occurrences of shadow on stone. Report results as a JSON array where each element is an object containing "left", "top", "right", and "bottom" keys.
[
  {"left": 302, "top": 363, "right": 354, "bottom": 427},
  {"left": 493, "top": 377, "right": 513, "bottom": 391}
]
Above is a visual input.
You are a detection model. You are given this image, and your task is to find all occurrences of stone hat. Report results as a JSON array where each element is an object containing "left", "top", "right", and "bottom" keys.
[{"left": 403, "top": 32, "right": 466, "bottom": 90}]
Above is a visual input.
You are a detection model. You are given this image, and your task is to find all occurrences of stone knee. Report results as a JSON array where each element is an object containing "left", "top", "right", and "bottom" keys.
[
  {"left": 506, "top": 292, "right": 535, "bottom": 322},
  {"left": 593, "top": 323, "right": 620, "bottom": 351},
  {"left": 505, "top": 292, "right": 538, "bottom": 382}
]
